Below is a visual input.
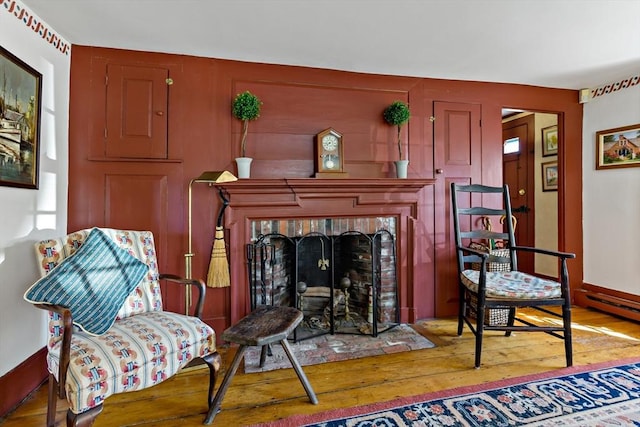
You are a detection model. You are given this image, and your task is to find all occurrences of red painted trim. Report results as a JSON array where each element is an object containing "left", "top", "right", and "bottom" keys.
[{"left": 0, "top": 347, "right": 48, "bottom": 418}]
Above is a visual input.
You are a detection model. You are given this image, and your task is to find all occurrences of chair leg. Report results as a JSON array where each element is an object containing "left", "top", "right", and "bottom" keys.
[
  {"left": 280, "top": 338, "right": 318, "bottom": 405},
  {"left": 563, "top": 305, "right": 573, "bottom": 367},
  {"left": 66, "top": 405, "right": 103, "bottom": 427},
  {"left": 46, "top": 374, "right": 57, "bottom": 427},
  {"left": 259, "top": 344, "right": 272, "bottom": 367},
  {"left": 475, "top": 306, "right": 486, "bottom": 369},
  {"left": 505, "top": 307, "right": 516, "bottom": 337},
  {"left": 457, "top": 287, "right": 466, "bottom": 336},
  {"left": 202, "top": 351, "right": 222, "bottom": 407}
]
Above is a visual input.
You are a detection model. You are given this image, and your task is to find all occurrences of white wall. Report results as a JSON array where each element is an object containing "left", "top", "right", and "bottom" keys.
[
  {"left": 583, "top": 82, "right": 640, "bottom": 295},
  {"left": 534, "top": 113, "right": 558, "bottom": 277},
  {"left": 0, "top": 2, "right": 70, "bottom": 376}
]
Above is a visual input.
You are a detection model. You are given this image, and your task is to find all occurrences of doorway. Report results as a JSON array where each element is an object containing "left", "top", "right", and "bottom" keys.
[{"left": 502, "top": 110, "right": 559, "bottom": 278}]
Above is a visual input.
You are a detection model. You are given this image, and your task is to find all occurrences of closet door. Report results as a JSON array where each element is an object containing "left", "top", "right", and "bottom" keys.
[
  {"left": 433, "top": 101, "right": 482, "bottom": 317},
  {"left": 105, "top": 64, "right": 169, "bottom": 159}
]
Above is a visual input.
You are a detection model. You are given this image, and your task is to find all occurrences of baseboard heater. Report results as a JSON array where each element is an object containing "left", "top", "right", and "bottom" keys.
[{"left": 576, "top": 288, "right": 640, "bottom": 322}]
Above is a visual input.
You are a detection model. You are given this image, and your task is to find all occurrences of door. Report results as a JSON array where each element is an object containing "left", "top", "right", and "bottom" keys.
[
  {"left": 105, "top": 64, "right": 169, "bottom": 159},
  {"left": 434, "top": 101, "right": 482, "bottom": 317},
  {"left": 502, "top": 115, "right": 535, "bottom": 273}
]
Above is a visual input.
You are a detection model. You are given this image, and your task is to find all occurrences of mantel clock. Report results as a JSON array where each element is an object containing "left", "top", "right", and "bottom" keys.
[{"left": 314, "top": 128, "right": 348, "bottom": 178}]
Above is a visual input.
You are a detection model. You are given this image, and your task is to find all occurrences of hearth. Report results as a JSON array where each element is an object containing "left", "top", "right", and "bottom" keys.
[{"left": 247, "top": 217, "right": 398, "bottom": 340}]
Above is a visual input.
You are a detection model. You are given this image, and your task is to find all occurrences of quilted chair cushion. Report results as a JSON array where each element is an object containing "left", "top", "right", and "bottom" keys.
[
  {"left": 46, "top": 311, "right": 216, "bottom": 414},
  {"left": 461, "top": 269, "right": 562, "bottom": 299},
  {"left": 25, "top": 228, "right": 149, "bottom": 336}
]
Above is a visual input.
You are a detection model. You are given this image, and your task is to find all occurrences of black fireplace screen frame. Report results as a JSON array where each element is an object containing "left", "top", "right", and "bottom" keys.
[{"left": 247, "top": 229, "right": 398, "bottom": 341}]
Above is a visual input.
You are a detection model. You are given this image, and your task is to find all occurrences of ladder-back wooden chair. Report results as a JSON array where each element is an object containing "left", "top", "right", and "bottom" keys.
[
  {"left": 450, "top": 183, "right": 575, "bottom": 368},
  {"left": 25, "top": 227, "right": 221, "bottom": 427}
]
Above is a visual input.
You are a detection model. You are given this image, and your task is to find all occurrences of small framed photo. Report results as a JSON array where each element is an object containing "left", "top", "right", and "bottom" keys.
[
  {"left": 541, "top": 125, "right": 558, "bottom": 157},
  {"left": 541, "top": 161, "right": 558, "bottom": 192},
  {"left": 595, "top": 123, "right": 640, "bottom": 170},
  {"left": 0, "top": 46, "right": 42, "bottom": 189}
]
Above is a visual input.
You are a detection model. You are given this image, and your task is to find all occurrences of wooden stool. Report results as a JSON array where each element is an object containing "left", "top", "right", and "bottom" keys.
[{"left": 204, "top": 305, "right": 318, "bottom": 424}]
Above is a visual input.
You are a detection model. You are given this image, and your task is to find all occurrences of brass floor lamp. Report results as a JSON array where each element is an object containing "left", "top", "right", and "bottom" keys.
[{"left": 185, "top": 170, "right": 237, "bottom": 314}]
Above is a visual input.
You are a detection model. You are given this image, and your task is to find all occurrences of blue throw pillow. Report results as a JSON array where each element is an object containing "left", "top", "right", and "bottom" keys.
[{"left": 24, "top": 228, "right": 149, "bottom": 336}]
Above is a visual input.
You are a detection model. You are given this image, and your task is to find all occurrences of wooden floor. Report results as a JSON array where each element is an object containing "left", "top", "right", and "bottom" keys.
[{"left": 3, "top": 306, "right": 640, "bottom": 426}]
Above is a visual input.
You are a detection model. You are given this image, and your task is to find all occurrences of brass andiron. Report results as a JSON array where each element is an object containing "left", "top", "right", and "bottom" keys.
[{"left": 339, "top": 273, "right": 352, "bottom": 321}]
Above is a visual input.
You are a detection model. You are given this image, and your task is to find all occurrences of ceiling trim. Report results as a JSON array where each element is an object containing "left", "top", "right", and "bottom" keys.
[
  {"left": 592, "top": 75, "right": 640, "bottom": 99},
  {"left": 2, "top": 0, "right": 70, "bottom": 55}
]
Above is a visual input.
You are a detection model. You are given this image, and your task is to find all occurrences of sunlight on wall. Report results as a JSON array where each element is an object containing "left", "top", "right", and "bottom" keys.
[
  {"left": 41, "top": 109, "right": 57, "bottom": 161},
  {"left": 36, "top": 171, "right": 57, "bottom": 229}
]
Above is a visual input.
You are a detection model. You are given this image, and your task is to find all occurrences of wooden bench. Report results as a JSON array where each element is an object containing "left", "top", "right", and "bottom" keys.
[{"left": 204, "top": 305, "right": 318, "bottom": 424}]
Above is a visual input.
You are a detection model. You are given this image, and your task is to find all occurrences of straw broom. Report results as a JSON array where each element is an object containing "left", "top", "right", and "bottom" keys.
[{"left": 206, "top": 189, "right": 230, "bottom": 287}]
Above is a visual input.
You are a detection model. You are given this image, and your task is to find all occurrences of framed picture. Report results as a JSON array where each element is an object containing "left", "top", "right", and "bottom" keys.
[
  {"left": 541, "top": 161, "right": 558, "bottom": 192},
  {"left": 595, "top": 123, "right": 640, "bottom": 170},
  {"left": 0, "top": 46, "right": 42, "bottom": 189},
  {"left": 541, "top": 125, "right": 558, "bottom": 157}
]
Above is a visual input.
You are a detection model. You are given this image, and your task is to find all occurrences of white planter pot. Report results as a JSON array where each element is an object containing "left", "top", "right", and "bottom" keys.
[
  {"left": 395, "top": 160, "right": 409, "bottom": 179},
  {"left": 235, "top": 157, "right": 253, "bottom": 179}
]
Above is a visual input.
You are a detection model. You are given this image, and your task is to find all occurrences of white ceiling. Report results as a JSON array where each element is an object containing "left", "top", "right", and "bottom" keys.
[{"left": 21, "top": 0, "right": 640, "bottom": 90}]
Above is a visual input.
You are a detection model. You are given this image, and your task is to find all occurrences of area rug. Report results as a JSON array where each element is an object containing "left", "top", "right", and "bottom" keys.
[
  {"left": 259, "top": 357, "right": 640, "bottom": 426},
  {"left": 243, "top": 324, "right": 435, "bottom": 373}
]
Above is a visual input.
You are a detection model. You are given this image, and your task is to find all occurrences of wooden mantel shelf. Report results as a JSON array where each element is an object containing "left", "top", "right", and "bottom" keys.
[
  {"left": 221, "top": 178, "right": 435, "bottom": 192},
  {"left": 219, "top": 178, "right": 436, "bottom": 205}
]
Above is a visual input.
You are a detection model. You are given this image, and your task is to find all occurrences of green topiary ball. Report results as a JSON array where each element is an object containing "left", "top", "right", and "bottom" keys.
[
  {"left": 383, "top": 101, "right": 411, "bottom": 126},
  {"left": 232, "top": 91, "right": 262, "bottom": 121}
]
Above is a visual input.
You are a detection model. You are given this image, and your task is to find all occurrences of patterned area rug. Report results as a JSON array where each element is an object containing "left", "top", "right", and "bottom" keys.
[
  {"left": 243, "top": 324, "right": 435, "bottom": 373},
  {"left": 259, "top": 358, "right": 640, "bottom": 426}
]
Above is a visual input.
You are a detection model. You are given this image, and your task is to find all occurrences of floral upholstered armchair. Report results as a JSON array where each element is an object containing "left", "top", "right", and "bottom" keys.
[{"left": 25, "top": 228, "right": 221, "bottom": 427}]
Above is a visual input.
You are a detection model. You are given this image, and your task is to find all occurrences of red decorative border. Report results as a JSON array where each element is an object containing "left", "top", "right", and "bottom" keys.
[
  {"left": 1, "top": 0, "right": 70, "bottom": 55},
  {"left": 592, "top": 75, "right": 640, "bottom": 99}
]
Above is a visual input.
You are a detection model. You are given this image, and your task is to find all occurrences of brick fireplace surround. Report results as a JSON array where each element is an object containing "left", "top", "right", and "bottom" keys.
[{"left": 219, "top": 178, "right": 435, "bottom": 325}]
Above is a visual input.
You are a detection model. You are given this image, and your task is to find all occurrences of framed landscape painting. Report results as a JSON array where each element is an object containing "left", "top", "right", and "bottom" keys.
[
  {"left": 541, "top": 125, "right": 558, "bottom": 157},
  {"left": 595, "top": 123, "right": 640, "bottom": 170},
  {"left": 0, "top": 46, "right": 42, "bottom": 189},
  {"left": 541, "top": 161, "right": 558, "bottom": 192}
]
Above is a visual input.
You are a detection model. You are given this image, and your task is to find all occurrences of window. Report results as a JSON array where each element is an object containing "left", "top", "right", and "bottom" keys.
[{"left": 503, "top": 137, "right": 520, "bottom": 154}]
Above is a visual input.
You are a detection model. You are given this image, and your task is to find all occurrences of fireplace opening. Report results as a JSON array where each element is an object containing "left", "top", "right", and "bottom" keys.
[{"left": 247, "top": 217, "right": 398, "bottom": 341}]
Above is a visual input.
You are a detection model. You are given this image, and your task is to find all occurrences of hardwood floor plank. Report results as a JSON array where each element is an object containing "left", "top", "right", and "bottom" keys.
[{"left": 2, "top": 307, "right": 639, "bottom": 426}]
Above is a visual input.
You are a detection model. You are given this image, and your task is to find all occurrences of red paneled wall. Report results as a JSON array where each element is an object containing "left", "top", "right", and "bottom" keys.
[{"left": 68, "top": 46, "right": 583, "bottom": 332}]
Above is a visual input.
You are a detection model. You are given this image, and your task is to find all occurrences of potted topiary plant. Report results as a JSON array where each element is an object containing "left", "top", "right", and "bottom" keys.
[
  {"left": 383, "top": 101, "right": 411, "bottom": 178},
  {"left": 232, "top": 91, "right": 262, "bottom": 178}
]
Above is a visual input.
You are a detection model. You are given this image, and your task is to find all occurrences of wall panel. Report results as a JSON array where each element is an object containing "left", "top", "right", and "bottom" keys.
[{"left": 68, "top": 46, "right": 583, "bottom": 329}]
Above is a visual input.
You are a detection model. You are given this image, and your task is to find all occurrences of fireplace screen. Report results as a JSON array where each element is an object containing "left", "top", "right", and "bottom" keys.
[{"left": 247, "top": 217, "right": 398, "bottom": 341}]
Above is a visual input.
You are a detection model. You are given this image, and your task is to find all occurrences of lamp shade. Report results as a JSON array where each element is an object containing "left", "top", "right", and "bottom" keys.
[{"left": 193, "top": 170, "right": 238, "bottom": 184}]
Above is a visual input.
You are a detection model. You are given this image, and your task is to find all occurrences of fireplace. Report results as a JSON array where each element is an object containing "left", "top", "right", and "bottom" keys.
[
  {"left": 219, "top": 178, "right": 435, "bottom": 326},
  {"left": 247, "top": 217, "right": 398, "bottom": 340}
]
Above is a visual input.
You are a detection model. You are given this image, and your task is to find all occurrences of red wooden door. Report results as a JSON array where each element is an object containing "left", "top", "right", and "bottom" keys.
[
  {"left": 434, "top": 101, "right": 482, "bottom": 317},
  {"left": 502, "top": 115, "right": 535, "bottom": 273}
]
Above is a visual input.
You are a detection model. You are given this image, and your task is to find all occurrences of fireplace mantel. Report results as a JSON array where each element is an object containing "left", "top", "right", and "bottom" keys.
[
  {"left": 220, "top": 178, "right": 434, "bottom": 194},
  {"left": 219, "top": 178, "right": 436, "bottom": 324},
  {"left": 220, "top": 178, "right": 435, "bottom": 209}
]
